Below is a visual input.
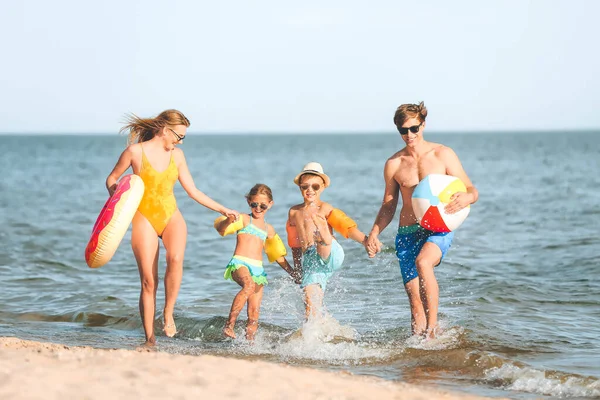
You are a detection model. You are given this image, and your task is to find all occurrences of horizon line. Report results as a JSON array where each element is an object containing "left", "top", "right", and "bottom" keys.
[{"left": 0, "top": 128, "right": 598, "bottom": 136}]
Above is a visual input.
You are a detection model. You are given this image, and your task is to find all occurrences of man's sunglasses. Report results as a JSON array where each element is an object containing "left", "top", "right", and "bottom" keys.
[
  {"left": 250, "top": 202, "right": 269, "bottom": 210},
  {"left": 168, "top": 127, "right": 186, "bottom": 142},
  {"left": 300, "top": 183, "right": 322, "bottom": 191},
  {"left": 399, "top": 122, "right": 422, "bottom": 135}
]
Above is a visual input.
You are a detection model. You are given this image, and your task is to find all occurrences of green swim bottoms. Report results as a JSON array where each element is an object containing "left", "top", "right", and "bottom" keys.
[{"left": 224, "top": 255, "right": 268, "bottom": 285}]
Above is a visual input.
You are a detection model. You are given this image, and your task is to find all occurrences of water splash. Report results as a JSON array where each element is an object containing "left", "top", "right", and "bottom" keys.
[
  {"left": 403, "top": 325, "right": 465, "bottom": 351},
  {"left": 236, "top": 314, "right": 389, "bottom": 365}
]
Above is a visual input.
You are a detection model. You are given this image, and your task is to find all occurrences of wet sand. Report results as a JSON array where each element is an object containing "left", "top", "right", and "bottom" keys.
[{"left": 0, "top": 337, "right": 503, "bottom": 400}]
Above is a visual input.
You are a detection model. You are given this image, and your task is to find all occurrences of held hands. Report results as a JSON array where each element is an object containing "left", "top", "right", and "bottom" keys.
[
  {"left": 444, "top": 192, "right": 472, "bottom": 214},
  {"left": 291, "top": 271, "right": 302, "bottom": 285},
  {"left": 221, "top": 208, "right": 239, "bottom": 221},
  {"left": 364, "top": 234, "right": 383, "bottom": 258},
  {"left": 278, "top": 258, "right": 302, "bottom": 285}
]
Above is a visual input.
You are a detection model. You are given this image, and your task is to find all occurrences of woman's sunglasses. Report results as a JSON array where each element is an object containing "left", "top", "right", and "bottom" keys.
[
  {"left": 168, "top": 127, "right": 186, "bottom": 142},
  {"left": 250, "top": 202, "right": 269, "bottom": 210},
  {"left": 399, "top": 122, "right": 422, "bottom": 135},
  {"left": 300, "top": 183, "right": 322, "bottom": 191}
]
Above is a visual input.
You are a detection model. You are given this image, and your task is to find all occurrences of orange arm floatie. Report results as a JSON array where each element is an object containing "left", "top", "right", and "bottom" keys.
[
  {"left": 327, "top": 208, "right": 357, "bottom": 238},
  {"left": 286, "top": 220, "right": 301, "bottom": 248}
]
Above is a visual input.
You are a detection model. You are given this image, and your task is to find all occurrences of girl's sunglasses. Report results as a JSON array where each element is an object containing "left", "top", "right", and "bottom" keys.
[
  {"left": 399, "top": 122, "right": 422, "bottom": 135},
  {"left": 250, "top": 202, "right": 269, "bottom": 210},
  {"left": 300, "top": 183, "right": 321, "bottom": 191}
]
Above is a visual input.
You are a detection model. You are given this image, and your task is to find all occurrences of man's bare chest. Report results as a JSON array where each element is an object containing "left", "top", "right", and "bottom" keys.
[{"left": 395, "top": 157, "right": 446, "bottom": 188}]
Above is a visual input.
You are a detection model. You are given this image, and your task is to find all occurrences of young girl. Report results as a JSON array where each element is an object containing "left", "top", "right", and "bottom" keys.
[{"left": 214, "top": 184, "right": 299, "bottom": 340}]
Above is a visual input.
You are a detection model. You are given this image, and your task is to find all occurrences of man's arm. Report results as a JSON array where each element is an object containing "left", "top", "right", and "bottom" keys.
[
  {"left": 441, "top": 147, "right": 478, "bottom": 213},
  {"left": 366, "top": 158, "right": 400, "bottom": 256}
]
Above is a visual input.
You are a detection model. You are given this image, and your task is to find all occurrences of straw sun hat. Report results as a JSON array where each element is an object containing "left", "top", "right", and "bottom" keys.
[{"left": 293, "top": 162, "right": 331, "bottom": 188}]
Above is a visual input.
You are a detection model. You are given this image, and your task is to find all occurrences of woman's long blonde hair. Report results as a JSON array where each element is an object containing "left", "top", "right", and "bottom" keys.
[{"left": 120, "top": 109, "right": 190, "bottom": 145}]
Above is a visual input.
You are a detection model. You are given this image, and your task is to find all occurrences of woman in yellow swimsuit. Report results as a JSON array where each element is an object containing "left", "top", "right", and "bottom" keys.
[{"left": 105, "top": 109, "right": 238, "bottom": 346}]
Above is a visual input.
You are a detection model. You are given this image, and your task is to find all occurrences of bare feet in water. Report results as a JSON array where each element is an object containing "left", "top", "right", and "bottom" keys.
[
  {"left": 223, "top": 323, "right": 236, "bottom": 339},
  {"left": 163, "top": 318, "right": 177, "bottom": 338},
  {"left": 425, "top": 326, "right": 440, "bottom": 340},
  {"left": 137, "top": 336, "right": 156, "bottom": 350},
  {"left": 245, "top": 319, "right": 258, "bottom": 341}
]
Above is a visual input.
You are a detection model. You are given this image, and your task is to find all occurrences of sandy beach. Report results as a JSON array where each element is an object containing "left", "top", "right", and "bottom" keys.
[{"left": 0, "top": 337, "right": 501, "bottom": 400}]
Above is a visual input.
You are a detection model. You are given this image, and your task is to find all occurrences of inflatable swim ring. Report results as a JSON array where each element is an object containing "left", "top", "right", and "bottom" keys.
[
  {"left": 411, "top": 174, "right": 470, "bottom": 233},
  {"left": 85, "top": 174, "right": 145, "bottom": 268}
]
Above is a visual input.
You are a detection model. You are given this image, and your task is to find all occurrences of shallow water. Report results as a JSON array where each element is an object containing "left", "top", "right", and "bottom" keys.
[{"left": 0, "top": 132, "right": 599, "bottom": 399}]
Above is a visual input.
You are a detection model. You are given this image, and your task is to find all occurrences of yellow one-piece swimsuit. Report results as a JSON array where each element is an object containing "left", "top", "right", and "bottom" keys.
[{"left": 137, "top": 147, "right": 179, "bottom": 237}]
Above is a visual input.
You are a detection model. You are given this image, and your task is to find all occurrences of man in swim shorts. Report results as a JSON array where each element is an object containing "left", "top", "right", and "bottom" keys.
[
  {"left": 365, "top": 102, "right": 478, "bottom": 338},
  {"left": 287, "top": 162, "right": 369, "bottom": 319},
  {"left": 395, "top": 225, "right": 453, "bottom": 285}
]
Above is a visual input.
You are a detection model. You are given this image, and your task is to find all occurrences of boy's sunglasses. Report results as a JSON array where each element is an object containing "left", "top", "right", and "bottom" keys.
[
  {"left": 399, "top": 122, "right": 422, "bottom": 135},
  {"left": 250, "top": 202, "right": 269, "bottom": 210},
  {"left": 300, "top": 183, "right": 322, "bottom": 191}
]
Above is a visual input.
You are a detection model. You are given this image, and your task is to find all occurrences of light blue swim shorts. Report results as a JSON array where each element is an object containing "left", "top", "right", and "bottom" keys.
[
  {"left": 395, "top": 224, "right": 454, "bottom": 285},
  {"left": 300, "top": 240, "right": 345, "bottom": 291}
]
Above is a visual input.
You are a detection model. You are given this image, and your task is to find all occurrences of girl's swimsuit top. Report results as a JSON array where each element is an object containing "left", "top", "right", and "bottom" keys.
[{"left": 237, "top": 215, "right": 268, "bottom": 243}]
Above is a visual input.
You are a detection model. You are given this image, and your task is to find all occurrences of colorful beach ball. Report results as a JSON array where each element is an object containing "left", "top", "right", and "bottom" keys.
[{"left": 411, "top": 174, "right": 470, "bottom": 233}]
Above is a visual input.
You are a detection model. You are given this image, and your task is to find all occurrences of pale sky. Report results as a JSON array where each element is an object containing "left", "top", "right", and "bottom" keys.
[{"left": 1, "top": 0, "right": 599, "bottom": 134}]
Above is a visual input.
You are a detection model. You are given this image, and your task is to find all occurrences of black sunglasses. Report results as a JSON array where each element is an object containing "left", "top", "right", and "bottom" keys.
[
  {"left": 250, "top": 202, "right": 269, "bottom": 210},
  {"left": 300, "top": 183, "right": 322, "bottom": 191},
  {"left": 168, "top": 127, "right": 186, "bottom": 142},
  {"left": 399, "top": 122, "right": 422, "bottom": 135}
]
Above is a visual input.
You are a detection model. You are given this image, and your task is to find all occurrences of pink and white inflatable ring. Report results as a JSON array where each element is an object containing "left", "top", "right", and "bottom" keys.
[{"left": 85, "top": 174, "right": 145, "bottom": 268}]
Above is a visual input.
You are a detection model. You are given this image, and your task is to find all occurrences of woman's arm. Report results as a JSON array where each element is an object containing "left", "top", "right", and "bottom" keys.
[
  {"left": 176, "top": 150, "right": 238, "bottom": 218},
  {"left": 105, "top": 147, "right": 134, "bottom": 195}
]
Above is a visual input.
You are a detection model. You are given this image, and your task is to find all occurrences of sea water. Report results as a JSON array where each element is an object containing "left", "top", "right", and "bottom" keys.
[{"left": 0, "top": 132, "right": 599, "bottom": 399}]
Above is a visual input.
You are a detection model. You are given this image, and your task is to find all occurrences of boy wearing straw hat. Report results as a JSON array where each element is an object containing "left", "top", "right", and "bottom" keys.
[{"left": 286, "top": 162, "right": 369, "bottom": 318}]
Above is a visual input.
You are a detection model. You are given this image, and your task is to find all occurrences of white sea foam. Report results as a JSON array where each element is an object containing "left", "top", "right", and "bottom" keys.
[{"left": 485, "top": 363, "right": 600, "bottom": 398}]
